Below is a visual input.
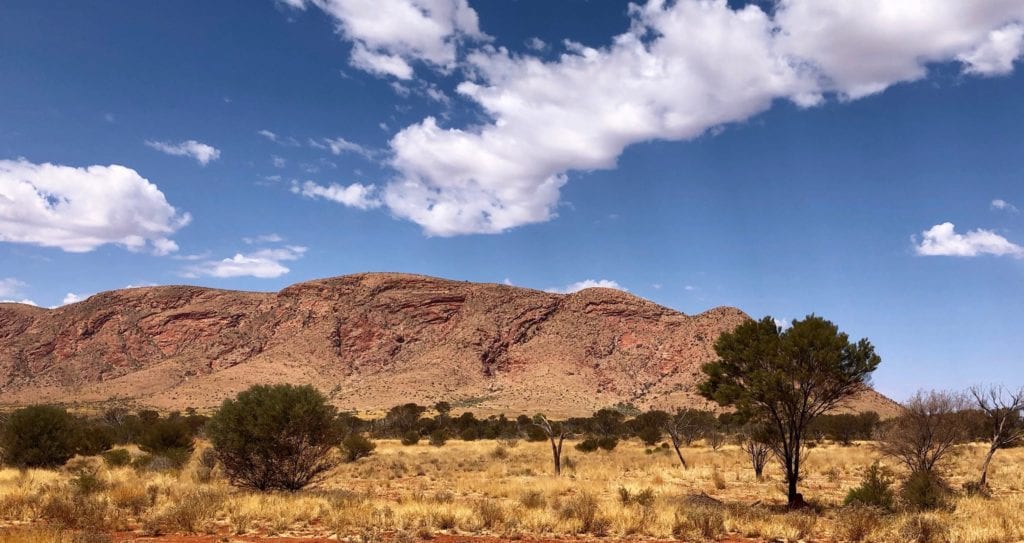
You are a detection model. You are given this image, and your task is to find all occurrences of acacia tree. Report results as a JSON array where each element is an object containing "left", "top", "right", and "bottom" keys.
[
  {"left": 739, "top": 423, "right": 773, "bottom": 480},
  {"left": 533, "top": 414, "right": 573, "bottom": 476},
  {"left": 699, "top": 315, "right": 880, "bottom": 507},
  {"left": 878, "top": 390, "right": 966, "bottom": 475},
  {"left": 968, "top": 385, "right": 1024, "bottom": 487}
]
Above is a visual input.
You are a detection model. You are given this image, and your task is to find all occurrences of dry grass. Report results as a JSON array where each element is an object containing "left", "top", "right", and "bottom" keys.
[{"left": 1, "top": 440, "right": 1023, "bottom": 541}]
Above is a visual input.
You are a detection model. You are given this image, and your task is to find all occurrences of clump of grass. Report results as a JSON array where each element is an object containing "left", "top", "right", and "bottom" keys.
[
  {"left": 898, "top": 513, "right": 948, "bottom": 543},
  {"left": 835, "top": 506, "right": 884, "bottom": 542},
  {"left": 519, "top": 490, "right": 546, "bottom": 510},
  {"left": 143, "top": 488, "right": 224, "bottom": 534},
  {"left": 559, "top": 492, "right": 608, "bottom": 535},
  {"left": 673, "top": 505, "right": 725, "bottom": 540},
  {"left": 712, "top": 468, "right": 727, "bottom": 490},
  {"left": 473, "top": 499, "right": 506, "bottom": 531}
]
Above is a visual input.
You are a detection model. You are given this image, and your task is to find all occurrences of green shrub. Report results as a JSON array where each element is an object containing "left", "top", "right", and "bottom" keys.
[
  {"left": 597, "top": 436, "right": 618, "bottom": 451},
  {"left": 206, "top": 384, "right": 341, "bottom": 491},
  {"left": 901, "top": 470, "right": 949, "bottom": 511},
  {"left": 400, "top": 431, "right": 420, "bottom": 446},
  {"left": 101, "top": 448, "right": 132, "bottom": 468},
  {"left": 0, "top": 405, "right": 79, "bottom": 468},
  {"left": 428, "top": 429, "right": 447, "bottom": 447},
  {"left": 574, "top": 438, "right": 599, "bottom": 452},
  {"left": 342, "top": 433, "right": 376, "bottom": 462},
  {"left": 138, "top": 418, "right": 194, "bottom": 467},
  {"left": 844, "top": 461, "right": 895, "bottom": 509}
]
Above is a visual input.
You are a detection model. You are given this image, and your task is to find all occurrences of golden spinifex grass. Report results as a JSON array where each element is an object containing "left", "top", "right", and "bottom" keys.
[{"left": 1, "top": 439, "right": 1024, "bottom": 542}]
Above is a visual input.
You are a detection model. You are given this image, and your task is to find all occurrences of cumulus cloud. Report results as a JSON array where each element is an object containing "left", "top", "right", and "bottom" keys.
[
  {"left": 292, "top": 180, "right": 382, "bottom": 210},
  {"left": 958, "top": 24, "right": 1024, "bottom": 76},
  {"left": 0, "top": 277, "right": 26, "bottom": 298},
  {"left": 545, "top": 279, "right": 626, "bottom": 294},
  {"left": 61, "top": 292, "right": 84, "bottom": 306},
  {"left": 366, "top": 1, "right": 1024, "bottom": 236},
  {"left": 0, "top": 159, "right": 190, "bottom": 253},
  {"left": 992, "top": 199, "right": 1019, "bottom": 213},
  {"left": 185, "top": 245, "right": 307, "bottom": 278},
  {"left": 145, "top": 140, "right": 220, "bottom": 165},
  {"left": 914, "top": 222, "right": 1024, "bottom": 258},
  {"left": 284, "top": 0, "right": 488, "bottom": 78}
]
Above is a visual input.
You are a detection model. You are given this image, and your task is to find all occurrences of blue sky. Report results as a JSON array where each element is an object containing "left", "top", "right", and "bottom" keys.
[{"left": 2, "top": 0, "right": 1023, "bottom": 400}]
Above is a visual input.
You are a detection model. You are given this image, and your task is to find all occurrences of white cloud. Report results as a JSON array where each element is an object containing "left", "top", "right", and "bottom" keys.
[
  {"left": 186, "top": 245, "right": 307, "bottom": 279},
  {"left": 992, "top": 199, "right": 1019, "bottom": 213},
  {"left": 0, "top": 159, "right": 190, "bottom": 253},
  {"left": 914, "top": 222, "right": 1024, "bottom": 258},
  {"left": 293, "top": 180, "right": 382, "bottom": 210},
  {"left": 151, "top": 238, "right": 179, "bottom": 256},
  {"left": 284, "top": 0, "right": 488, "bottom": 78},
  {"left": 368, "top": 0, "right": 1024, "bottom": 236},
  {"left": 958, "top": 24, "right": 1024, "bottom": 76},
  {"left": 545, "top": 279, "right": 626, "bottom": 294},
  {"left": 0, "top": 277, "right": 27, "bottom": 298},
  {"left": 145, "top": 140, "right": 220, "bottom": 165},
  {"left": 773, "top": 317, "right": 792, "bottom": 330},
  {"left": 525, "top": 37, "right": 547, "bottom": 51},
  {"left": 313, "top": 137, "right": 376, "bottom": 159},
  {"left": 1, "top": 298, "right": 37, "bottom": 306},
  {"left": 61, "top": 292, "right": 84, "bottom": 306},
  {"left": 272, "top": 155, "right": 287, "bottom": 168},
  {"left": 243, "top": 233, "right": 285, "bottom": 244},
  {"left": 258, "top": 129, "right": 301, "bottom": 147}
]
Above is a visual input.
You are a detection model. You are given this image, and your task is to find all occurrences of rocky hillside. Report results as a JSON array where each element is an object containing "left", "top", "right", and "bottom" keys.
[{"left": 0, "top": 273, "right": 897, "bottom": 416}]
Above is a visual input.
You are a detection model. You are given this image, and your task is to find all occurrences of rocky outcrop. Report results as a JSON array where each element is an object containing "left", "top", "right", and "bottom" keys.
[{"left": 0, "top": 273, "right": 898, "bottom": 416}]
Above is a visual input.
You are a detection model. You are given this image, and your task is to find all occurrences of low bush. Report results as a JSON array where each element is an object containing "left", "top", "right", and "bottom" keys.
[
  {"left": 342, "top": 433, "right": 376, "bottom": 462},
  {"left": 137, "top": 419, "right": 194, "bottom": 468},
  {"left": 101, "top": 449, "right": 131, "bottom": 468},
  {"left": 428, "top": 429, "right": 447, "bottom": 447},
  {"left": 400, "top": 431, "right": 420, "bottom": 446},
  {"left": 901, "top": 471, "right": 949, "bottom": 511},
  {"left": 574, "top": 438, "right": 599, "bottom": 452},
  {"left": 844, "top": 461, "right": 895, "bottom": 510},
  {"left": 1, "top": 405, "right": 79, "bottom": 468},
  {"left": 672, "top": 505, "right": 725, "bottom": 540}
]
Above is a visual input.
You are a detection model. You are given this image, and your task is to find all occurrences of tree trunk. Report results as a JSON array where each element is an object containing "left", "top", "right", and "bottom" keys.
[
  {"left": 550, "top": 437, "right": 562, "bottom": 476},
  {"left": 786, "top": 472, "right": 805, "bottom": 508},
  {"left": 671, "top": 438, "right": 688, "bottom": 469},
  {"left": 979, "top": 446, "right": 997, "bottom": 487}
]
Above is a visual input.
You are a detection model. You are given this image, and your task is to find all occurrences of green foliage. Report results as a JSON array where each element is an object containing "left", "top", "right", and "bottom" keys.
[
  {"left": 575, "top": 438, "right": 599, "bottom": 452},
  {"left": 0, "top": 405, "right": 79, "bottom": 468},
  {"left": 428, "top": 429, "right": 447, "bottom": 447},
  {"left": 138, "top": 418, "right": 195, "bottom": 467},
  {"left": 844, "top": 462, "right": 895, "bottom": 509},
  {"left": 699, "top": 315, "right": 881, "bottom": 506},
  {"left": 901, "top": 470, "right": 949, "bottom": 511},
  {"left": 400, "top": 431, "right": 420, "bottom": 446},
  {"left": 207, "top": 384, "right": 341, "bottom": 491},
  {"left": 101, "top": 448, "right": 132, "bottom": 468},
  {"left": 341, "top": 433, "right": 376, "bottom": 462},
  {"left": 596, "top": 436, "right": 618, "bottom": 451}
]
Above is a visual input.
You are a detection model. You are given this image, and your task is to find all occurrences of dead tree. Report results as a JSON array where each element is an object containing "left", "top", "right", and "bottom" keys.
[
  {"left": 969, "top": 385, "right": 1024, "bottom": 487},
  {"left": 533, "top": 414, "right": 571, "bottom": 476},
  {"left": 878, "top": 390, "right": 967, "bottom": 475},
  {"left": 663, "top": 408, "right": 712, "bottom": 469}
]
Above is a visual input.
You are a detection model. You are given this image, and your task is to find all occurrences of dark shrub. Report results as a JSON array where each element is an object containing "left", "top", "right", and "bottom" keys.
[
  {"left": 844, "top": 461, "right": 895, "bottom": 509},
  {"left": 206, "top": 384, "right": 341, "bottom": 491},
  {"left": 428, "top": 429, "right": 447, "bottom": 447},
  {"left": 138, "top": 418, "right": 194, "bottom": 467},
  {"left": 901, "top": 470, "right": 949, "bottom": 511},
  {"left": 597, "top": 436, "right": 618, "bottom": 451},
  {"left": 101, "top": 448, "right": 132, "bottom": 468},
  {"left": 342, "top": 433, "right": 376, "bottom": 462},
  {"left": 400, "top": 431, "right": 420, "bottom": 446},
  {"left": 76, "top": 421, "right": 115, "bottom": 456},
  {"left": 0, "top": 405, "right": 79, "bottom": 468},
  {"left": 575, "top": 438, "right": 599, "bottom": 453}
]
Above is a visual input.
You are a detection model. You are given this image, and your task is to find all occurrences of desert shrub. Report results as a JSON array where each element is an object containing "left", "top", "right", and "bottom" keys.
[
  {"left": 40, "top": 491, "right": 109, "bottom": 530},
  {"left": 69, "top": 467, "right": 107, "bottom": 496},
  {"left": 1, "top": 405, "right": 79, "bottom": 468},
  {"left": 109, "top": 482, "right": 151, "bottom": 515},
  {"left": 617, "top": 487, "right": 655, "bottom": 507},
  {"left": 559, "top": 492, "right": 607, "bottom": 534},
  {"left": 428, "top": 429, "right": 447, "bottom": 447},
  {"left": 835, "top": 506, "right": 883, "bottom": 542},
  {"left": 145, "top": 489, "right": 224, "bottom": 534},
  {"left": 712, "top": 468, "right": 727, "bottom": 490},
  {"left": 74, "top": 421, "right": 115, "bottom": 457},
  {"left": 101, "top": 449, "right": 131, "bottom": 468},
  {"left": 574, "top": 438, "right": 599, "bottom": 452},
  {"left": 473, "top": 499, "right": 506, "bottom": 530},
  {"left": 207, "top": 384, "right": 341, "bottom": 491},
  {"left": 672, "top": 505, "right": 725, "bottom": 540},
  {"left": 519, "top": 490, "right": 546, "bottom": 509},
  {"left": 342, "top": 433, "right": 376, "bottom": 462},
  {"left": 597, "top": 436, "right": 618, "bottom": 451},
  {"left": 400, "top": 431, "right": 420, "bottom": 446},
  {"left": 898, "top": 514, "right": 948, "bottom": 543},
  {"left": 844, "top": 461, "right": 895, "bottom": 509},
  {"left": 901, "top": 470, "right": 949, "bottom": 511},
  {"left": 490, "top": 444, "right": 509, "bottom": 459},
  {"left": 137, "top": 418, "right": 194, "bottom": 468}
]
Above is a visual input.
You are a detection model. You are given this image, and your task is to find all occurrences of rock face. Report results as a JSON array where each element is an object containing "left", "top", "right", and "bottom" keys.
[{"left": 0, "top": 273, "right": 897, "bottom": 416}]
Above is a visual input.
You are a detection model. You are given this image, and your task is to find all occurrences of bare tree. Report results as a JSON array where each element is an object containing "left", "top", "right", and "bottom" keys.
[
  {"left": 878, "top": 390, "right": 967, "bottom": 475},
  {"left": 969, "top": 385, "right": 1024, "bottom": 487},
  {"left": 662, "top": 408, "right": 712, "bottom": 469},
  {"left": 738, "top": 423, "right": 773, "bottom": 480},
  {"left": 533, "top": 414, "right": 572, "bottom": 476}
]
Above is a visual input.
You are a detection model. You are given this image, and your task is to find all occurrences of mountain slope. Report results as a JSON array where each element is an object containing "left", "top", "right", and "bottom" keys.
[{"left": 0, "top": 273, "right": 898, "bottom": 417}]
